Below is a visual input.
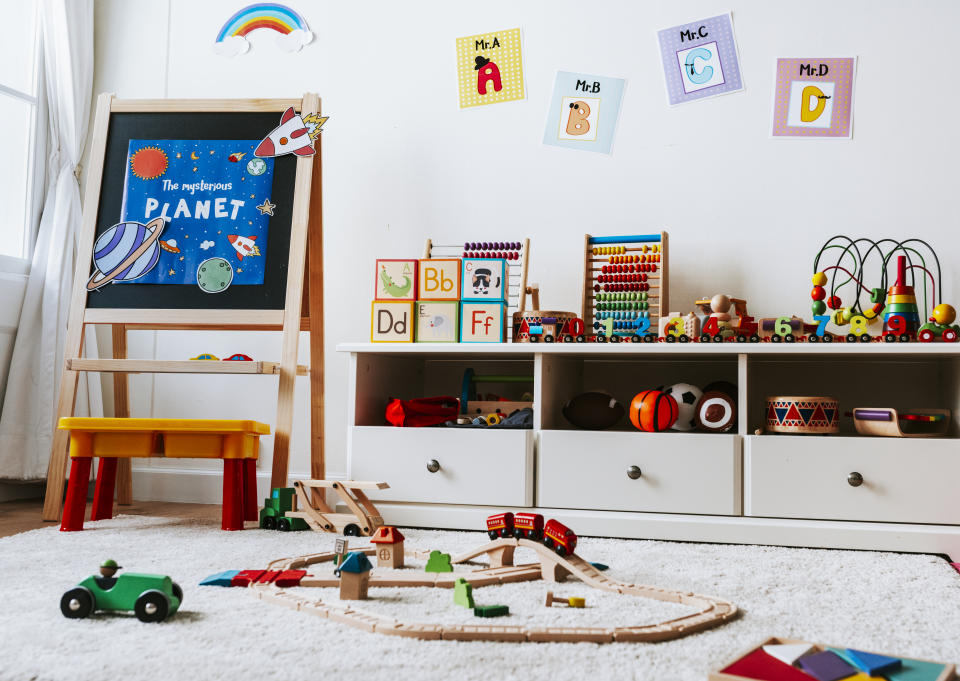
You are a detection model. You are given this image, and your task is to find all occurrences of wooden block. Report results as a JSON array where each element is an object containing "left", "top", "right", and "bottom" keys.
[
  {"left": 299, "top": 576, "right": 339, "bottom": 587},
  {"left": 461, "top": 258, "right": 507, "bottom": 302},
  {"left": 370, "top": 572, "right": 438, "bottom": 587},
  {"left": 418, "top": 258, "right": 460, "bottom": 300},
  {"left": 371, "top": 301, "right": 414, "bottom": 342},
  {"left": 526, "top": 627, "right": 614, "bottom": 643},
  {"left": 376, "top": 622, "right": 444, "bottom": 640},
  {"left": 375, "top": 259, "right": 417, "bottom": 301},
  {"left": 441, "top": 625, "right": 527, "bottom": 642},
  {"left": 763, "top": 643, "right": 816, "bottom": 666},
  {"left": 300, "top": 600, "right": 330, "bottom": 618},
  {"left": 327, "top": 608, "right": 376, "bottom": 632},
  {"left": 459, "top": 301, "right": 506, "bottom": 342},
  {"left": 415, "top": 301, "right": 459, "bottom": 343},
  {"left": 461, "top": 573, "right": 500, "bottom": 587}
]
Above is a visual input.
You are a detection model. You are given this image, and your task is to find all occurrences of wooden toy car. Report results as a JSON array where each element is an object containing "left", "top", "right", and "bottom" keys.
[
  {"left": 286, "top": 480, "right": 389, "bottom": 536},
  {"left": 223, "top": 353, "right": 254, "bottom": 361},
  {"left": 61, "top": 570, "right": 182, "bottom": 622},
  {"left": 190, "top": 353, "right": 219, "bottom": 360}
]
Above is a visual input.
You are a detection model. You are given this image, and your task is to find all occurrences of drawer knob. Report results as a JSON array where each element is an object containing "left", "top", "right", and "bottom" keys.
[
  {"left": 627, "top": 465, "right": 642, "bottom": 480},
  {"left": 847, "top": 471, "right": 863, "bottom": 487},
  {"left": 426, "top": 459, "right": 441, "bottom": 473}
]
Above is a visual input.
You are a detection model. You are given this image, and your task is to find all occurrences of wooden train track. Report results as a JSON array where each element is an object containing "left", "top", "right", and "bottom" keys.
[{"left": 255, "top": 537, "right": 739, "bottom": 643}]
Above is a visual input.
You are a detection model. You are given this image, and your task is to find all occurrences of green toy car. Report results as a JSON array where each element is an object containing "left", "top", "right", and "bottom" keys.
[{"left": 60, "top": 564, "right": 182, "bottom": 623}]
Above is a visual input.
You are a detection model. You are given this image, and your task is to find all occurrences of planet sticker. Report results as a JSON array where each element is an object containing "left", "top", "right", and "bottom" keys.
[
  {"left": 86, "top": 217, "right": 165, "bottom": 290},
  {"left": 196, "top": 257, "right": 234, "bottom": 293},
  {"left": 246, "top": 157, "right": 267, "bottom": 176}
]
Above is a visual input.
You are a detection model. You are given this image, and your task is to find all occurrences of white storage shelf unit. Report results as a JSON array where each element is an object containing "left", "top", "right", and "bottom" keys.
[{"left": 341, "top": 343, "right": 960, "bottom": 559}]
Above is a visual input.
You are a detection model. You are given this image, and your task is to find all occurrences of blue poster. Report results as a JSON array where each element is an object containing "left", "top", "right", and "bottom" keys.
[{"left": 119, "top": 139, "right": 275, "bottom": 286}]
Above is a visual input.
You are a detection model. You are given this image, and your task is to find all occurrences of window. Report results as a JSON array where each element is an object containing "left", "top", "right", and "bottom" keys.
[{"left": 0, "top": 3, "right": 42, "bottom": 260}]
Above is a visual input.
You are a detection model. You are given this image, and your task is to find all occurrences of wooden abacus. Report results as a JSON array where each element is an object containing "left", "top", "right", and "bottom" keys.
[
  {"left": 423, "top": 238, "right": 530, "bottom": 338},
  {"left": 580, "top": 233, "right": 669, "bottom": 338}
]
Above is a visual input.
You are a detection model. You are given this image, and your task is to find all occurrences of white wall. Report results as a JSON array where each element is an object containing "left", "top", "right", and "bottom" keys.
[{"left": 89, "top": 0, "right": 960, "bottom": 500}]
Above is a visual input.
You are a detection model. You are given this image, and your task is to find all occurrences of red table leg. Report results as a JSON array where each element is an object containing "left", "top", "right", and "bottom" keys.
[
  {"left": 61, "top": 457, "right": 93, "bottom": 531},
  {"left": 242, "top": 458, "right": 258, "bottom": 521},
  {"left": 222, "top": 459, "right": 244, "bottom": 531},
  {"left": 91, "top": 458, "right": 118, "bottom": 521}
]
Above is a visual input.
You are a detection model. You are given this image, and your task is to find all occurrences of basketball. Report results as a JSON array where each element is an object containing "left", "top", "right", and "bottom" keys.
[{"left": 629, "top": 390, "right": 679, "bottom": 432}]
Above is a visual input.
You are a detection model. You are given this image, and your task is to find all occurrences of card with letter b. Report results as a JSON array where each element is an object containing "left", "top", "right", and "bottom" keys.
[
  {"left": 371, "top": 301, "right": 414, "bottom": 342},
  {"left": 460, "top": 302, "right": 506, "bottom": 343},
  {"left": 418, "top": 259, "right": 461, "bottom": 301}
]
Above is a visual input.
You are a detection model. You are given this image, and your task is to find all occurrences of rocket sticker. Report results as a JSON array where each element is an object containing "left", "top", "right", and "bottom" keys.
[
  {"left": 254, "top": 107, "right": 325, "bottom": 158},
  {"left": 228, "top": 234, "right": 261, "bottom": 261}
]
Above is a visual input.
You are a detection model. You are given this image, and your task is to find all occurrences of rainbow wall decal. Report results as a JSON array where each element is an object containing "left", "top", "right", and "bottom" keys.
[{"left": 214, "top": 3, "right": 313, "bottom": 56}]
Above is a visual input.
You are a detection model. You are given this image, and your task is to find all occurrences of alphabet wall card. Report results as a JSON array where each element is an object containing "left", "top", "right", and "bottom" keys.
[
  {"left": 542, "top": 72, "right": 626, "bottom": 154},
  {"left": 375, "top": 259, "right": 418, "bottom": 301},
  {"left": 462, "top": 258, "right": 507, "bottom": 302},
  {"left": 460, "top": 302, "right": 506, "bottom": 343},
  {"left": 371, "top": 301, "right": 414, "bottom": 342},
  {"left": 418, "top": 258, "right": 461, "bottom": 300},
  {"left": 120, "top": 140, "right": 275, "bottom": 286},
  {"left": 657, "top": 13, "right": 744, "bottom": 105},
  {"left": 771, "top": 58, "right": 856, "bottom": 138},
  {"left": 456, "top": 28, "right": 525, "bottom": 108},
  {"left": 415, "top": 301, "right": 459, "bottom": 343}
]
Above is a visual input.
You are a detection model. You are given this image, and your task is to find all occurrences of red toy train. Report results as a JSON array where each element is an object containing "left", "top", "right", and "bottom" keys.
[{"left": 485, "top": 512, "right": 578, "bottom": 556}]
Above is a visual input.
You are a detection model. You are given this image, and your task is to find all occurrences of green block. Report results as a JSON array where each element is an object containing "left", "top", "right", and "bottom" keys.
[
  {"left": 827, "top": 649, "right": 943, "bottom": 681},
  {"left": 424, "top": 550, "right": 453, "bottom": 573},
  {"left": 473, "top": 605, "right": 509, "bottom": 618},
  {"left": 453, "top": 578, "right": 474, "bottom": 608}
]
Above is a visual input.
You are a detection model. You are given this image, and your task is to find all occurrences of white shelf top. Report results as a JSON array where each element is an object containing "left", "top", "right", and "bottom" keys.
[{"left": 338, "top": 342, "right": 960, "bottom": 357}]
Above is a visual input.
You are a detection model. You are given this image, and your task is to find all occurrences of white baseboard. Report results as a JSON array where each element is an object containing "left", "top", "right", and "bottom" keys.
[{"left": 129, "top": 466, "right": 346, "bottom": 505}]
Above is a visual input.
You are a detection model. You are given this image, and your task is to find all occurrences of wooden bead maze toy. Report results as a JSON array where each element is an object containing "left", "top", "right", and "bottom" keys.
[
  {"left": 423, "top": 238, "right": 530, "bottom": 339},
  {"left": 581, "top": 233, "right": 669, "bottom": 340}
]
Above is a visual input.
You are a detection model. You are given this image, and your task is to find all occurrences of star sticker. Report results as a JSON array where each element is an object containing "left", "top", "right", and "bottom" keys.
[{"left": 256, "top": 199, "right": 276, "bottom": 216}]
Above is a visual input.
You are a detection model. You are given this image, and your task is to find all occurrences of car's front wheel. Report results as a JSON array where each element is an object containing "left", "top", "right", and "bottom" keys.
[
  {"left": 135, "top": 590, "right": 170, "bottom": 623},
  {"left": 60, "top": 587, "right": 94, "bottom": 619},
  {"left": 172, "top": 582, "right": 183, "bottom": 605}
]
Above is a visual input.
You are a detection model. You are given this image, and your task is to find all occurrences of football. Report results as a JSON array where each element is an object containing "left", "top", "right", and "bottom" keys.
[
  {"left": 562, "top": 391, "right": 625, "bottom": 430},
  {"left": 662, "top": 382, "right": 703, "bottom": 431}
]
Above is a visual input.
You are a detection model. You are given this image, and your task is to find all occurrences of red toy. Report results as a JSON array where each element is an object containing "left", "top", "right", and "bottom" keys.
[
  {"left": 543, "top": 519, "right": 577, "bottom": 556},
  {"left": 513, "top": 512, "right": 544, "bottom": 540},
  {"left": 223, "top": 353, "right": 253, "bottom": 361},
  {"left": 629, "top": 390, "right": 679, "bottom": 432},
  {"left": 486, "top": 512, "right": 514, "bottom": 539}
]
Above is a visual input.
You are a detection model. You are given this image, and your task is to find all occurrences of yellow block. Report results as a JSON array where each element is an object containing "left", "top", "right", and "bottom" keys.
[{"left": 887, "top": 294, "right": 916, "bottom": 304}]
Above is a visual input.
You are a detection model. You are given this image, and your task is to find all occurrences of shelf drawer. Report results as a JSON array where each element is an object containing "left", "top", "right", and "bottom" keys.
[
  {"left": 350, "top": 427, "right": 534, "bottom": 506},
  {"left": 537, "top": 431, "right": 741, "bottom": 515},
  {"left": 746, "top": 436, "right": 960, "bottom": 524}
]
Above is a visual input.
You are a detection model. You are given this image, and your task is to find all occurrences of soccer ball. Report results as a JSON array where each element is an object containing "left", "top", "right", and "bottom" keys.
[{"left": 662, "top": 382, "right": 703, "bottom": 431}]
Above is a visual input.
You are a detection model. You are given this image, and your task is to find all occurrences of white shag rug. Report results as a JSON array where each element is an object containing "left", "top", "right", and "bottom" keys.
[{"left": 2, "top": 515, "right": 959, "bottom": 681}]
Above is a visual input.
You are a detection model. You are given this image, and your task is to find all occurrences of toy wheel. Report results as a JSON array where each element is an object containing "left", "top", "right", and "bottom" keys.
[
  {"left": 343, "top": 524, "right": 361, "bottom": 537},
  {"left": 172, "top": 582, "right": 184, "bottom": 605},
  {"left": 899, "top": 333, "right": 912, "bottom": 343},
  {"left": 576, "top": 335, "right": 586, "bottom": 343},
  {"left": 699, "top": 334, "right": 711, "bottom": 343},
  {"left": 278, "top": 517, "right": 292, "bottom": 532},
  {"left": 261, "top": 516, "right": 277, "bottom": 530},
  {"left": 512, "top": 529, "right": 523, "bottom": 539},
  {"left": 529, "top": 336, "right": 540, "bottom": 343},
  {"left": 822, "top": 333, "right": 833, "bottom": 343},
  {"left": 784, "top": 334, "right": 795, "bottom": 343},
  {"left": 562, "top": 335, "right": 573, "bottom": 343},
  {"left": 596, "top": 335, "right": 607, "bottom": 343},
  {"left": 665, "top": 335, "right": 676, "bottom": 344},
  {"left": 499, "top": 528, "right": 511, "bottom": 538},
  {"left": 543, "top": 536, "right": 554, "bottom": 549},
  {"left": 555, "top": 545, "right": 567, "bottom": 557},
  {"left": 643, "top": 334, "right": 655, "bottom": 343},
  {"left": 808, "top": 334, "right": 819, "bottom": 343},
  {"left": 859, "top": 334, "right": 871, "bottom": 343},
  {"left": 134, "top": 590, "right": 170, "bottom": 623},
  {"left": 60, "top": 587, "right": 94, "bottom": 619},
  {"left": 918, "top": 328, "right": 935, "bottom": 342},
  {"left": 544, "top": 334, "right": 555, "bottom": 343},
  {"left": 628, "top": 334, "right": 639, "bottom": 343},
  {"left": 749, "top": 334, "right": 760, "bottom": 343},
  {"left": 678, "top": 334, "right": 689, "bottom": 343},
  {"left": 610, "top": 335, "right": 621, "bottom": 343},
  {"left": 529, "top": 530, "right": 542, "bottom": 541},
  {"left": 771, "top": 334, "right": 782, "bottom": 343},
  {"left": 883, "top": 333, "right": 896, "bottom": 343},
  {"left": 736, "top": 334, "right": 747, "bottom": 343},
  {"left": 712, "top": 334, "right": 723, "bottom": 343},
  {"left": 488, "top": 530, "right": 498, "bottom": 540},
  {"left": 944, "top": 328, "right": 958, "bottom": 342},
  {"left": 846, "top": 333, "right": 858, "bottom": 343}
]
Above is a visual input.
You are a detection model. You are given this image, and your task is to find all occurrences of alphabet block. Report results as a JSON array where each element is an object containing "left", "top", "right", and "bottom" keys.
[
  {"left": 418, "top": 259, "right": 461, "bottom": 301},
  {"left": 461, "top": 258, "right": 507, "bottom": 302},
  {"left": 371, "top": 301, "right": 414, "bottom": 343},
  {"left": 415, "top": 301, "right": 459, "bottom": 343},
  {"left": 375, "top": 259, "right": 417, "bottom": 301},
  {"left": 459, "top": 302, "right": 506, "bottom": 343}
]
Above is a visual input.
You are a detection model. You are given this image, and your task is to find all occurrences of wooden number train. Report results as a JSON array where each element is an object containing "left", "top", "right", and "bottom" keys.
[{"left": 486, "top": 512, "right": 578, "bottom": 556}]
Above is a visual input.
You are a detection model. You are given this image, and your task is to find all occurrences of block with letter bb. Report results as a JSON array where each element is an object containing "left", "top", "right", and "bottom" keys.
[
  {"left": 461, "top": 258, "right": 507, "bottom": 302},
  {"left": 375, "top": 259, "right": 417, "bottom": 301},
  {"left": 460, "top": 302, "right": 506, "bottom": 343},
  {"left": 418, "top": 259, "right": 461, "bottom": 301},
  {"left": 371, "top": 301, "right": 414, "bottom": 342},
  {"left": 415, "top": 301, "right": 459, "bottom": 343}
]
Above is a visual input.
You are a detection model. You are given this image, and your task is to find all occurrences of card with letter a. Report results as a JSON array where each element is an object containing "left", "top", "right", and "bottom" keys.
[
  {"left": 543, "top": 71, "right": 625, "bottom": 154},
  {"left": 771, "top": 57, "right": 856, "bottom": 138},
  {"left": 456, "top": 28, "right": 525, "bottom": 108},
  {"left": 657, "top": 13, "right": 744, "bottom": 105}
]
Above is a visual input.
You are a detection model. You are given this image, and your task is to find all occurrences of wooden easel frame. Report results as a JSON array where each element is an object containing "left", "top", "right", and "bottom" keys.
[{"left": 41, "top": 94, "right": 326, "bottom": 521}]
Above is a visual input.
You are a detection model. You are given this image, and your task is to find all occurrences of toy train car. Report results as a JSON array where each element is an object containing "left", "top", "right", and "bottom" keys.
[{"left": 485, "top": 512, "right": 576, "bottom": 555}]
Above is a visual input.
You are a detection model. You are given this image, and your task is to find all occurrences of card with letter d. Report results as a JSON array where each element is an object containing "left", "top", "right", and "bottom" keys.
[
  {"left": 543, "top": 72, "right": 625, "bottom": 154},
  {"left": 771, "top": 57, "right": 856, "bottom": 138}
]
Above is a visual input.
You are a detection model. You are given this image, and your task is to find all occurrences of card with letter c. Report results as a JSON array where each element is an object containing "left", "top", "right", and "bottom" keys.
[
  {"left": 771, "top": 57, "right": 856, "bottom": 138},
  {"left": 657, "top": 13, "right": 744, "bottom": 105},
  {"left": 542, "top": 71, "right": 625, "bottom": 155}
]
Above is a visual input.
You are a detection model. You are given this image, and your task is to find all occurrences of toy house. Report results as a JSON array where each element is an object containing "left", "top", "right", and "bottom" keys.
[
  {"left": 336, "top": 551, "right": 373, "bottom": 600},
  {"left": 370, "top": 525, "right": 405, "bottom": 568}
]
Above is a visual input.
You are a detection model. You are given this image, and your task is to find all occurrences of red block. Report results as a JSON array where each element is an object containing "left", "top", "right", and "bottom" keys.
[
  {"left": 255, "top": 570, "right": 282, "bottom": 584},
  {"left": 274, "top": 570, "right": 307, "bottom": 587},
  {"left": 61, "top": 457, "right": 93, "bottom": 532},
  {"left": 231, "top": 570, "right": 266, "bottom": 587},
  {"left": 721, "top": 649, "right": 818, "bottom": 681}
]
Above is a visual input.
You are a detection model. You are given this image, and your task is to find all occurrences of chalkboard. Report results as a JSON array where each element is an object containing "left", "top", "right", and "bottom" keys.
[{"left": 87, "top": 111, "right": 298, "bottom": 310}]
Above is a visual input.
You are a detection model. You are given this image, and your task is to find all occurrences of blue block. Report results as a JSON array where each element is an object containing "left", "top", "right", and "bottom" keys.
[
  {"left": 846, "top": 649, "right": 902, "bottom": 676},
  {"left": 199, "top": 569, "right": 240, "bottom": 587},
  {"left": 590, "top": 562, "right": 609, "bottom": 571}
]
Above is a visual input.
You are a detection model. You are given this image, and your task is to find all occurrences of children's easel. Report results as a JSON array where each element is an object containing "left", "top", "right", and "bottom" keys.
[{"left": 41, "top": 94, "right": 326, "bottom": 521}]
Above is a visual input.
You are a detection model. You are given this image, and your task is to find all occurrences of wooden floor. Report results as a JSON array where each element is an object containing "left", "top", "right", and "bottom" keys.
[{"left": 0, "top": 499, "right": 222, "bottom": 539}]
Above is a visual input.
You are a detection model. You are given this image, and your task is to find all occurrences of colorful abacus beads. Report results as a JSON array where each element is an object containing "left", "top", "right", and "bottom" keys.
[
  {"left": 591, "top": 244, "right": 661, "bottom": 256},
  {"left": 462, "top": 241, "right": 521, "bottom": 260}
]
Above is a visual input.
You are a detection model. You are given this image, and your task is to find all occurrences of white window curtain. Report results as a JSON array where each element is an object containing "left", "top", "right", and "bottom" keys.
[{"left": 0, "top": 0, "right": 99, "bottom": 479}]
